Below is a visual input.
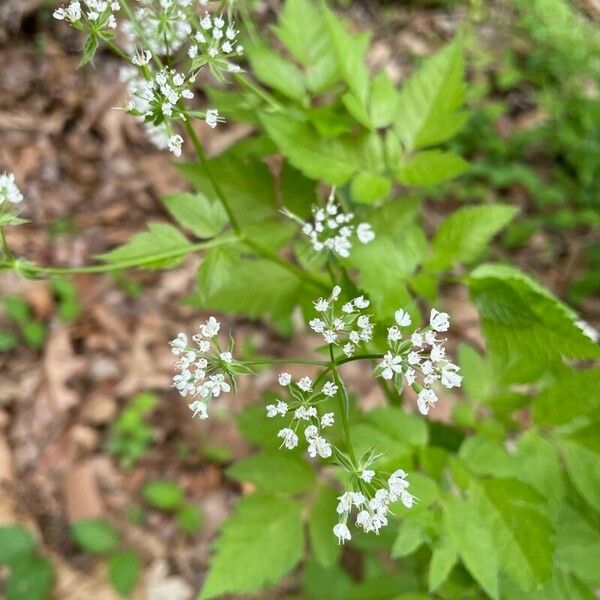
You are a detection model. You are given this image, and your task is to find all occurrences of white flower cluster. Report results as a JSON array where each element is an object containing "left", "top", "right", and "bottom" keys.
[
  {"left": 188, "top": 12, "right": 244, "bottom": 77},
  {"left": 123, "top": 67, "right": 196, "bottom": 156},
  {"left": 267, "top": 373, "right": 337, "bottom": 460},
  {"left": 0, "top": 173, "right": 23, "bottom": 205},
  {"left": 285, "top": 188, "right": 375, "bottom": 258},
  {"left": 169, "top": 316, "right": 238, "bottom": 421},
  {"left": 54, "top": 1, "right": 120, "bottom": 33},
  {"left": 309, "top": 286, "right": 372, "bottom": 357},
  {"left": 375, "top": 308, "right": 462, "bottom": 416},
  {"left": 333, "top": 469, "right": 415, "bottom": 544}
]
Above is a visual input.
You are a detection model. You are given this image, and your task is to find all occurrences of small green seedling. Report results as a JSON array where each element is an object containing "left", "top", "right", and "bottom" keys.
[
  {"left": 143, "top": 480, "right": 203, "bottom": 535},
  {"left": 2, "top": 296, "right": 46, "bottom": 349}
]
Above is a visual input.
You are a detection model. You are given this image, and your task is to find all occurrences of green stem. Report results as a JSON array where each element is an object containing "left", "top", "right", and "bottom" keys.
[
  {"left": 244, "top": 358, "right": 329, "bottom": 367},
  {"left": 13, "top": 236, "right": 237, "bottom": 277},
  {"left": 101, "top": 36, "right": 131, "bottom": 62},
  {"left": 335, "top": 353, "right": 384, "bottom": 367},
  {"left": 233, "top": 73, "right": 283, "bottom": 111},
  {"left": 183, "top": 120, "right": 329, "bottom": 293},
  {"left": 330, "top": 345, "right": 357, "bottom": 466}
]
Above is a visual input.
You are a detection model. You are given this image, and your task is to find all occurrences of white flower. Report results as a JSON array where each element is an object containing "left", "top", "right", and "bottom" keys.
[
  {"left": 189, "top": 400, "right": 208, "bottom": 420},
  {"left": 219, "top": 351, "right": 232, "bottom": 364},
  {"left": 278, "top": 428, "right": 298, "bottom": 449},
  {"left": 132, "top": 48, "right": 152, "bottom": 66},
  {"left": 417, "top": 389, "right": 438, "bottom": 415},
  {"left": 407, "top": 351, "right": 421, "bottom": 365},
  {"left": 205, "top": 109, "right": 220, "bottom": 128},
  {"left": 266, "top": 401, "right": 287, "bottom": 418},
  {"left": 322, "top": 381, "right": 338, "bottom": 397},
  {"left": 167, "top": 134, "right": 184, "bottom": 157},
  {"left": 295, "top": 405, "right": 317, "bottom": 420},
  {"left": 266, "top": 404, "right": 278, "bottom": 418},
  {"left": 343, "top": 343, "right": 355, "bottom": 357},
  {"left": 440, "top": 363, "right": 462, "bottom": 388},
  {"left": 321, "top": 412, "right": 335, "bottom": 428},
  {"left": 169, "top": 332, "right": 188, "bottom": 355},
  {"left": 356, "top": 222, "right": 375, "bottom": 244},
  {"left": 323, "top": 330, "right": 337, "bottom": 344},
  {"left": 333, "top": 523, "right": 351, "bottom": 544},
  {"left": 304, "top": 425, "right": 319, "bottom": 440},
  {"left": 314, "top": 298, "right": 329, "bottom": 312},
  {"left": 207, "top": 373, "right": 230, "bottom": 397},
  {"left": 411, "top": 332, "right": 424, "bottom": 347},
  {"left": 297, "top": 376, "right": 313, "bottom": 392},
  {"left": 278, "top": 372, "right": 292, "bottom": 386},
  {"left": 354, "top": 295, "right": 369, "bottom": 309},
  {"left": 405, "top": 368, "right": 416, "bottom": 385},
  {"left": 53, "top": 1, "right": 82, "bottom": 22},
  {"left": 308, "top": 435, "right": 332, "bottom": 459},
  {"left": 430, "top": 309, "right": 450, "bottom": 332},
  {"left": 430, "top": 344, "right": 446, "bottom": 363},
  {"left": 394, "top": 309, "right": 412, "bottom": 327},
  {"left": 200, "top": 316, "right": 220, "bottom": 338},
  {"left": 379, "top": 352, "right": 403, "bottom": 380},
  {"left": 387, "top": 326, "right": 402, "bottom": 342},
  {"left": 0, "top": 172, "right": 23, "bottom": 204},
  {"left": 360, "top": 469, "right": 375, "bottom": 483},
  {"left": 309, "top": 318, "right": 326, "bottom": 333}
]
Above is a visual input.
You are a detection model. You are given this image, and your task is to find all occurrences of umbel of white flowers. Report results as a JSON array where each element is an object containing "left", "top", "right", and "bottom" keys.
[
  {"left": 54, "top": 1, "right": 243, "bottom": 157},
  {"left": 0, "top": 172, "right": 24, "bottom": 205}
]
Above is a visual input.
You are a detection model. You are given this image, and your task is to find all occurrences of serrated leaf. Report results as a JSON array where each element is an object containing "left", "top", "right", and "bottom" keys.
[
  {"left": 162, "top": 193, "right": 227, "bottom": 238},
  {"left": 273, "top": 0, "right": 338, "bottom": 93},
  {"left": 322, "top": 3, "right": 370, "bottom": 107},
  {"left": 191, "top": 254, "right": 302, "bottom": 321},
  {"left": 396, "top": 150, "right": 469, "bottom": 186},
  {"left": 350, "top": 171, "right": 392, "bottom": 204},
  {"left": 71, "top": 518, "right": 119, "bottom": 554},
  {"left": 468, "top": 264, "right": 600, "bottom": 380},
  {"left": 443, "top": 495, "right": 499, "bottom": 599},
  {"left": 394, "top": 39, "right": 466, "bottom": 151},
  {"left": 227, "top": 452, "right": 315, "bottom": 494},
  {"left": 428, "top": 536, "right": 457, "bottom": 592},
  {"left": 392, "top": 519, "right": 427, "bottom": 558},
  {"left": 109, "top": 550, "right": 140, "bottom": 598},
  {"left": 246, "top": 43, "right": 306, "bottom": 101},
  {"left": 558, "top": 421, "right": 600, "bottom": 509},
  {"left": 308, "top": 486, "right": 341, "bottom": 568},
  {"left": 97, "top": 223, "right": 192, "bottom": 270},
  {"left": 472, "top": 478, "right": 554, "bottom": 591},
  {"left": 178, "top": 153, "right": 276, "bottom": 226},
  {"left": 370, "top": 72, "right": 400, "bottom": 128},
  {"left": 261, "top": 114, "right": 359, "bottom": 185},
  {"left": 428, "top": 205, "right": 518, "bottom": 270},
  {"left": 199, "top": 494, "right": 304, "bottom": 599},
  {"left": 534, "top": 369, "right": 600, "bottom": 426}
]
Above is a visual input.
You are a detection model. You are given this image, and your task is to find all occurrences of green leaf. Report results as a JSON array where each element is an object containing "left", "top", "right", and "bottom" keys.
[
  {"left": 308, "top": 486, "right": 341, "bottom": 568},
  {"left": 370, "top": 72, "right": 400, "bottom": 128},
  {"left": 468, "top": 264, "right": 600, "bottom": 380},
  {"left": 70, "top": 519, "right": 119, "bottom": 554},
  {"left": 191, "top": 253, "right": 302, "bottom": 321},
  {"left": 6, "top": 555, "right": 54, "bottom": 600},
  {"left": 199, "top": 494, "right": 304, "bottom": 599},
  {"left": 109, "top": 550, "right": 140, "bottom": 598},
  {"left": 178, "top": 153, "right": 276, "bottom": 226},
  {"left": 273, "top": 0, "right": 339, "bottom": 93},
  {"left": 350, "top": 171, "right": 392, "bottom": 204},
  {"left": 322, "top": 3, "right": 370, "bottom": 106},
  {"left": 227, "top": 452, "right": 315, "bottom": 494},
  {"left": 428, "top": 536, "right": 457, "bottom": 592},
  {"left": 143, "top": 480, "right": 184, "bottom": 511},
  {"left": 396, "top": 150, "right": 469, "bottom": 186},
  {"left": 302, "top": 557, "right": 354, "bottom": 600},
  {"left": 0, "top": 526, "right": 36, "bottom": 565},
  {"left": 428, "top": 205, "right": 518, "bottom": 271},
  {"left": 162, "top": 193, "right": 227, "bottom": 238},
  {"left": 558, "top": 421, "right": 600, "bottom": 509},
  {"left": 176, "top": 504, "right": 203, "bottom": 534},
  {"left": 80, "top": 34, "right": 98, "bottom": 67},
  {"left": 459, "top": 436, "right": 515, "bottom": 478},
  {"left": 443, "top": 495, "right": 499, "bottom": 599},
  {"left": 458, "top": 344, "right": 497, "bottom": 403},
  {"left": 534, "top": 369, "right": 600, "bottom": 426},
  {"left": 472, "top": 478, "right": 554, "bottom": 591},
  {"left": 246, "top": 43, "right": 306, "bottom": 101},
  {"left": 261, "top": 114, "right": 359, "bottom": 185},
  {"left": 394, "top": 38, "right": 466, "bottom": 151},
  {"left": 237, "top": 400, "right": 293, "bottom": 451},
  {"left": 392, "top": 519, "right": 427, "bottom": 558},
  {"left": 97, "top": 223, "right": 191, "bottom": 270},
  {"left": 366, "top": 407, "right": 428, "bottom": 448}
]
